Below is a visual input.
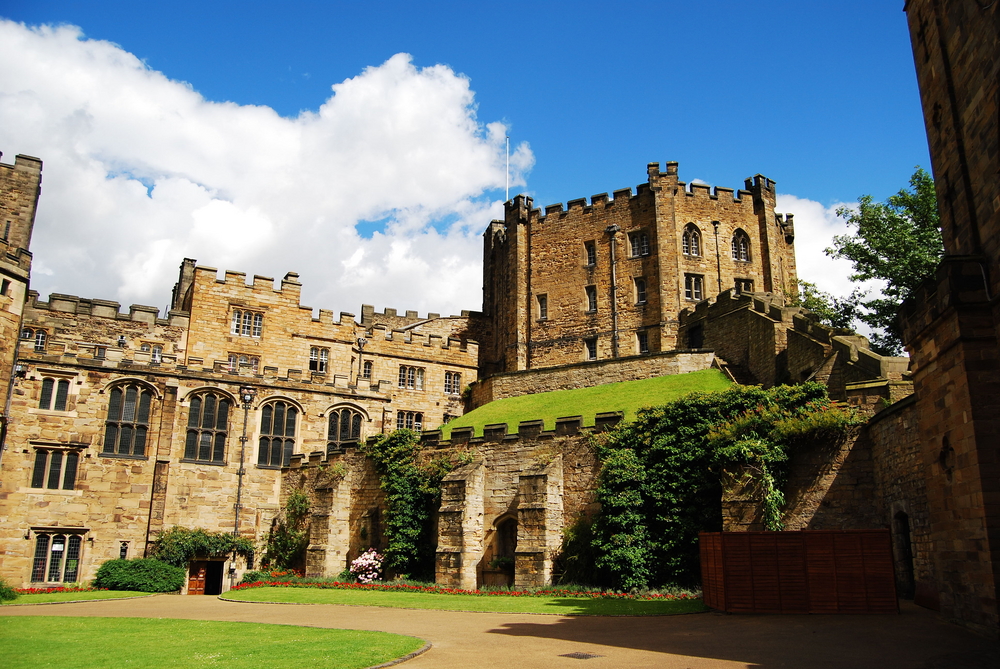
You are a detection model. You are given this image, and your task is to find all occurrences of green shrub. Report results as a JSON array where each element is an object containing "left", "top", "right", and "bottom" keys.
[
  {"left": 590, "top": 383, "right": 863, "bottom": 590},
  {"left": 92, "top": 558, "right": 185, "bottom": 592},
  {"left": 0, "top": 577, "right": 17, "bottom": 601},
  {"left": 239, "top": 570, "right": 268, "bottom": 585},
  {"left": 148, "top": 526, "right": 254, "bottom": 568}
]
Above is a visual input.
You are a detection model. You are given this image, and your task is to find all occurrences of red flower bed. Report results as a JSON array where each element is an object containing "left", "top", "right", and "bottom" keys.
[
  {"left": 231, "top": 580, "right": 694, "bottom": 601},
  {"left": 15, "top": 586, "right": 108, "bottom": 595}
]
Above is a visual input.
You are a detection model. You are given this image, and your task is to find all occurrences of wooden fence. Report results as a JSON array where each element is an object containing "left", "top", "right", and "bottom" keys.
[{"left": 699, "top": 529, "right": 897, "bottom": 614}]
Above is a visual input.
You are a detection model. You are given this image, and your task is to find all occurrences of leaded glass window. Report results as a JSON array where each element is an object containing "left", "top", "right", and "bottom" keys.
[
  {"left": 102, "top": 383, "right": 153, "bottom": 457},
  {"left": 184, "top": 393, "right": 230, "bottom": 463}
]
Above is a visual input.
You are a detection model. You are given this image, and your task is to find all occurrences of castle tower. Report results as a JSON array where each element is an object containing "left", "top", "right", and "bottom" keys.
[
  {"left": 0, "top": 152, "right": 42, "bottom": 445},
  {"left": 479, "top": 162, "right": 797, "bottom": 377}
]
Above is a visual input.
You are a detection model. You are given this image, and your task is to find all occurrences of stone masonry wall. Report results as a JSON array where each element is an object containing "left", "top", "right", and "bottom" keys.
[{"left": 0, "top": 154, "right": 41, "bottom": 419}]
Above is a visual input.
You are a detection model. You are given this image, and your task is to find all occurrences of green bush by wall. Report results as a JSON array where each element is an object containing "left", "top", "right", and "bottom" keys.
[{"left": 92, "top": 558, "right": 185, "bottom": 592}]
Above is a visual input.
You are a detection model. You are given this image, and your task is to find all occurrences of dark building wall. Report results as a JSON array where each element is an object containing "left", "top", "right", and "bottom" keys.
[{"left": 901, "top": 0, "right": 1000, "bottom": 637}]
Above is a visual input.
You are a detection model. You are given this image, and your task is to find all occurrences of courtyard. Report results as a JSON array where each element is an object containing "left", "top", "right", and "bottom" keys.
[{"left": 4, "top": 595, "right": 999, "bottom": 668}]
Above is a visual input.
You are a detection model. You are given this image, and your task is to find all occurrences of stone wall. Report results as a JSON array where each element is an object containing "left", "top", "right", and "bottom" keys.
[
  {"left": 679, "top": 289, "right": 911, "bottom": 397},
  {"left": 723, "top": 395, "right": 932, "bottom": 606},
  {"left": 0, "top": 154, "right": 41, "bottom": 424},
  {"left": 901, "top": 0, "right": 1000, "bottom": 637},
  {"left": 469, "top": 350, "right": 716, "bottom": 408},
  {"left": 287, "top": 417, "right": 606, "bottom": 590},
  {"left": 0, "top": 255, "right": 489, "bottom": 589}
]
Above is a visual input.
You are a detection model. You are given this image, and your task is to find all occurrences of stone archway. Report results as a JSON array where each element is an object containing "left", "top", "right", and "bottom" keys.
[{"left": 480, "top": 516, "right": 517, "bottom": 587}]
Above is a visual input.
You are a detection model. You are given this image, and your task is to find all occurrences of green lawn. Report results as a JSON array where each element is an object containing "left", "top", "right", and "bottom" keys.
[
  {"left": 224, "top": 586, "right": 708, "bottom": 616},
  {"left": 440, "top": 368, "right": 731, "bottom": 438},
  {"left": 2, "top": 590, "right": 157, "bottom": 605},
  {"left": 0, "top": 617, "right": 425, "bottom": 669}
]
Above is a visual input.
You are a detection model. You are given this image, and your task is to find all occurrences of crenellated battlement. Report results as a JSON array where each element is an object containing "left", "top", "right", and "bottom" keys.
[
  {"left": 195, "top": 264, "right": 303, "bottom": 301},
  {"left": 532, "top": 163, "right": 768, "bottom": 221},
  {"left": 27, "top": 290, "right": 190, "bottom": 327},
  {"left": 424, "top": 412, "right": 624, "bottom": 445}
]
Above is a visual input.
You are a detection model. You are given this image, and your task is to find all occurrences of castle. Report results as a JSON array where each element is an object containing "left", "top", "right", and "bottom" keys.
[
  {"left": 0, "top": 155, "right": 809, "bottom": 593},
  {"left": 2, "top": 11, "right": 1000, "bottom": 632}
]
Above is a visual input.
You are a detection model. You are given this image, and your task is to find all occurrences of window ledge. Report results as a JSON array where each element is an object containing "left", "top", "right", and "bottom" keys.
[
  {"left": 180, "top": 458, "right": 227, "bottom": 467},
  {"left": 98, "top": 453, "right": 148, "bottom": 460},
  {"left": 19, "top": 487, "right": 83, "bottom": 496},
  {"left": 256, "top": 464, "right": 283, "bottom": 470}
]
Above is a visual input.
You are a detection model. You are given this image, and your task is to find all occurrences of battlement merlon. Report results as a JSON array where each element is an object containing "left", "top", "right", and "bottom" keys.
[
  {"left": 528, "top": 163, "right": 770, "bottom": 219},
  {"left": 27, "top": 291, "right": 190, "bottom": 327}
]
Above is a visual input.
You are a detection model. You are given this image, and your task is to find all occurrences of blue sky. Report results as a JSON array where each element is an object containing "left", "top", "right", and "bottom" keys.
[{"left": 0, "top": 1, "right": 927, "bottom": 314}]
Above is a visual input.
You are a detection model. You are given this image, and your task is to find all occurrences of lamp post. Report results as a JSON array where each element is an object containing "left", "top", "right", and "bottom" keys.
[
  {"left": 356, "top": 336, "right": 368, "bottom": 384},
  {"left": 231, "top": 384, "right": 257, "bottom": 590}
]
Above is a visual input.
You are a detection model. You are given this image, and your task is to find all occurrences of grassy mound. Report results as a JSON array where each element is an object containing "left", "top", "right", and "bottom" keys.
[{"left": 440, "top": 368, "right": 731, "bottom": 438}]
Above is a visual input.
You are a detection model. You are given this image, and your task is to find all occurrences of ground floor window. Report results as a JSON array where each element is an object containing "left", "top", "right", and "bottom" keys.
[{"left": 31, "top": 533, "right": 83, "bottom": 582}]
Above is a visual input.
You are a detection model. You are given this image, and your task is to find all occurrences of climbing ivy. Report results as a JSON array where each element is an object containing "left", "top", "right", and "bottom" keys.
[
  {"left": 263, "top": 488, "right": 311, "bottom": 570},
  {"left": 588, "top": 383, "right": 862, "bottom": 590},
  {"left": 362, "top": 429, "right": 469, "bottom": 580},
  {"left": 148, "top": 526, "right": 255, "bottom": 568}
]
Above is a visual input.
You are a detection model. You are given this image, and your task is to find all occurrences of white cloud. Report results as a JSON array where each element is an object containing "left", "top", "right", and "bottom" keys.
[
  {"left": 0, "top": 21, "right": 533, "bottom": 316},
  {"left": 776, "top": 193, "right": 885, "bottom": 301}
]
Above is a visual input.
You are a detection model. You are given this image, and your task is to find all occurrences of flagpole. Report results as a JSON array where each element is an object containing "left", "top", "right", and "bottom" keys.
[{"left": 505, "top": 135, "right": 510, "bottom": 202}]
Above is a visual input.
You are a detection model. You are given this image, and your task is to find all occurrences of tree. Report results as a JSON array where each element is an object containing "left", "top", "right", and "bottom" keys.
[
  {"left": 791, "top": 280, "right": 861, "bottom": 331},
  {"left": 825, "top": 167, "right": 943, "bottom": 355}
]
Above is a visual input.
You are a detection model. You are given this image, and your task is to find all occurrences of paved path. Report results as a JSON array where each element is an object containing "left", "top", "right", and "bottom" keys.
[{"left": 4, "top": 596, "right": 999, "bottom": 668}]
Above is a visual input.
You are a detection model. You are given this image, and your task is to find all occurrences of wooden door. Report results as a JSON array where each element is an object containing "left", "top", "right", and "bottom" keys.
[{"left": 188, "top": 561, "right": 207, "bottom": 595}]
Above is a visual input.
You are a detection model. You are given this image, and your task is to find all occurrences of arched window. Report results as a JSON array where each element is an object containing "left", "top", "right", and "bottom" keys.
[
  {"left": 328, "top": 406, "right": 364, "bottom": 452},
  {"left": 258, "top": 401, "right": 297, "bottom": 467},
  {"left": 102, "top": 382, "right": 153, "bottom": 457},
  {"left": 732, "top": 229, "right": 751, "bottom": 262},
  {"left": 184, "top": 392, "right": 230, "bottom": 463},
  {"left": 396, "top": 411, "right": 423, "bottom": 431},
  {"left": 227, "top": 353, "right": 260, "bottom": 373},
  {"left": 21, "top": 327, "right": 47, "bottom": 352},
  {"left": 682, "top": 225, "right": 701, "bottom": 256},
  {"left": 362, "top": 360, "right": 373, "bottom": 379},
  {"left": 444, "top": 371, "right": 462, "bottom": 395},
  {"left": 152, "top": 345, "right": 162, "bottom": 363}
]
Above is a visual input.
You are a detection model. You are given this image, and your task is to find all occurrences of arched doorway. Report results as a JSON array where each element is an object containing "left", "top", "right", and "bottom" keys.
[{"left": 479, "top": 516, "right": 517, "bottom": 587}]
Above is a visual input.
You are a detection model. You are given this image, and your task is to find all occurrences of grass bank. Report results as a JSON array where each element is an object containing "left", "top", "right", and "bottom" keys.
[
  {"left": 0, "top": 616, "right": 425, "bottom": 669},
  {"left": 224, "top": 585, "right": 707, "bottom": 616},
  {"left": 1, "top": 590, "right": 156, "bottom": 605},
  {"left": 441, "top": 368, "right": 731, "bottom": 438}
]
